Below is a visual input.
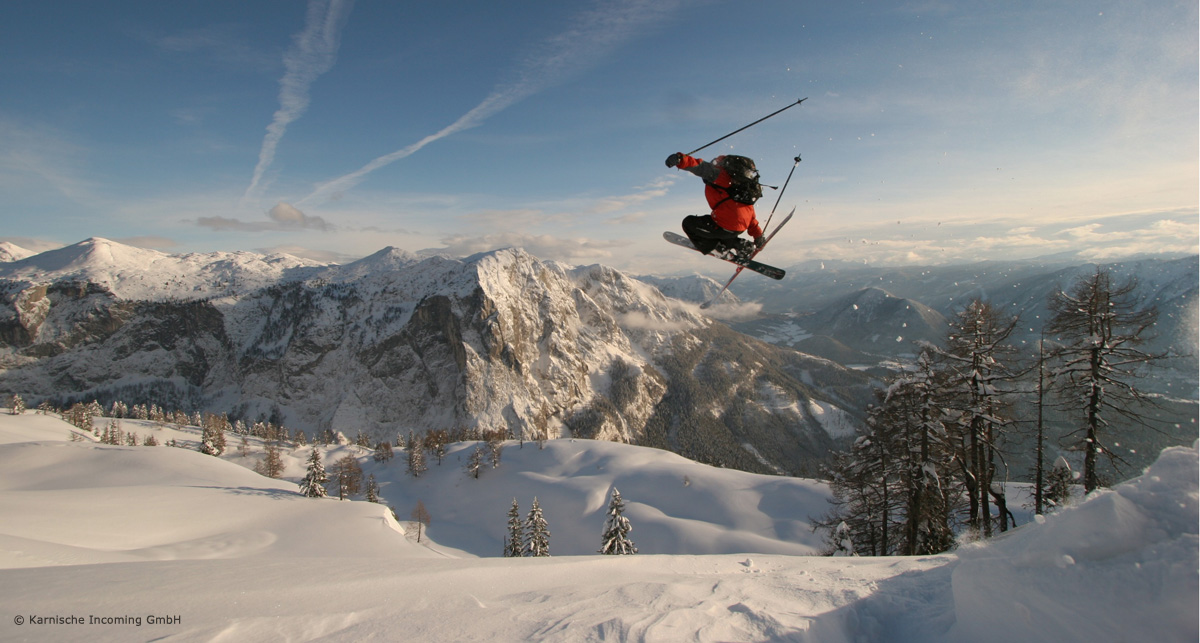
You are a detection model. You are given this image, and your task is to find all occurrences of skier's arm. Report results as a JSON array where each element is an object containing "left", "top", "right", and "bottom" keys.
[
  {"left": 747, "top": 213, "right": 764, "bottom": 240},
  {"left": 667, "top": 153, "right": 720, "bottom": 183}
]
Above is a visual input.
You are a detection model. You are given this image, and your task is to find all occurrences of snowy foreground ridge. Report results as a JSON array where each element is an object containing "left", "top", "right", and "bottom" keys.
[{"left": 0, "top": 415, "right": 1195, "bottom": 642}]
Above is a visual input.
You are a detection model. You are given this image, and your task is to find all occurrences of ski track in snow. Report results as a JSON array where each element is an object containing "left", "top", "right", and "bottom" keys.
[{"left": 0, "top": 414, "right": 1195, "bottom": 642}]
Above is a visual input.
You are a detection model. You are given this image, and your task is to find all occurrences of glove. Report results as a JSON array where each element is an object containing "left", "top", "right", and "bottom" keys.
[
  {"left": 754, "top": 236, "right": 766, "bottom": 250},
  {"left": 665, "top": 152, "right": 683, "bottom": 168}
]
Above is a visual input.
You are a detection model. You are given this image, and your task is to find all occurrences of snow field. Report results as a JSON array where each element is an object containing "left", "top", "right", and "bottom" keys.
[{"left": 0, "top": 414, "right": 1195, "bottom": 642}]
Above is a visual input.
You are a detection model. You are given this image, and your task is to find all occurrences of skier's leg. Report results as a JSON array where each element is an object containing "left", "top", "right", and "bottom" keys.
[{"left": 683, "top": 215, "right": 739, "bottom": 254}]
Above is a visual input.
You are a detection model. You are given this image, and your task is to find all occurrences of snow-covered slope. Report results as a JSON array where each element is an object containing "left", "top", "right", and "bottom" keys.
[{"left": 1, "top": 414, "right": 1194, "bottom": 642}]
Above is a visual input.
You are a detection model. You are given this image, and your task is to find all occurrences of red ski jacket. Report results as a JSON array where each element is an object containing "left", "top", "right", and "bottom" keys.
[{"left": 675, "top": 154, "right": 763, "bottom": 238}]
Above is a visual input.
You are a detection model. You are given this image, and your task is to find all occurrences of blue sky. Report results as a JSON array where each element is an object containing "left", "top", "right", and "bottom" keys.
[{"left": 2, "top": 0, "right": 1196, "bottom": 274}]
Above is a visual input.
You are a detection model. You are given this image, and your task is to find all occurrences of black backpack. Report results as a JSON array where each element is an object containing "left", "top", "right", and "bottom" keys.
[{"left": 717, "top": 155, "right": 763, "bottom": 205}]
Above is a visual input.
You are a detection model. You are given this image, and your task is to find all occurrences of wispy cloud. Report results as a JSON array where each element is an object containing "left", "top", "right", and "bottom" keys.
[
  {"left": 245, "top": 0, "right": 355, "bottom": 202},
  {"left": 298, "top": 0, "right": 680, "bottom": 206},
  {"left": 0, "top": 115, "right": 98, "bottom": 206},
  {"left": 591, "top": 176, "right": 675, "bottom": 216},
  {"left": 154, "top": 24, "right": 278, "bottom": 74}
]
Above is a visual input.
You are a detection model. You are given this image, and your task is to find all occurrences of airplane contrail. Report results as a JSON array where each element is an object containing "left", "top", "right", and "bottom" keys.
[
  {"left": 297, "top": 0, "right": 679, "bottom": 207},
  {"left": 245, "top": 0, "right": 355, "bottom": 203}
]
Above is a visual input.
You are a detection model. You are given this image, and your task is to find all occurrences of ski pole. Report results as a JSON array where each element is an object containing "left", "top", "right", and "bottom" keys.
[
  {"left": 762, "top": 155, "right": 801, "bottom": 234},
  {"left": 686, "top": 98, "right": 807, "bottom": 156}
]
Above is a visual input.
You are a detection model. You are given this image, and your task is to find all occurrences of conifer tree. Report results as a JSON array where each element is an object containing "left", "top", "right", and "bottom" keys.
[
  {"left": 373, "top": 441, "right": 393, "bottom": 463},
  {"left": 411, "top": 501, "right": 431, "bottom": 543},
  {"left": 1046, "top": 268, "right": 1163, "bottom": 493},
  {"left": 828, "top": 521, "right": 856, "bottom": 556},
  {"left": 199, "top": 413, "right": 227, "bottom": 456},
  {"left": 299, "top": 449, "right": 328, "bottom": 497},
  {"left": 331, "top": 454, "right": 364, "bottom": 499},
  {"left": 256, "top": 442, "right": 285, "bottom": 478},
  {"left": 524, "top": 497, "right": 550, "bottom": 557},
  {"left": 599, "top": 488, "right": 637, "bottom": 555},
  {"left": 407, "top": 432, "right": 427, "bottom": 477},
  {"left": 8, "top": 394, "right": 25, "bottom": 415},
  {"left": 466, "top": 445, "right": 484, "bottom": 479},
  {"left": 486, "top": 430, "right": 504, "bottom": 468},
  {"left": 816, "top": 403, "right": 903, "bottom": 556},
  {"left": 504, "top": 498, "right": 524, "bottom": 558},
  {"left": 425, "top": 429, "right": 448, "bottom": 464},
  {"left": 886, "top": 352, "right": 957, "bottom": 555},
  {"left": 1044, "top": 456, "right": 1075, "bottom": 511},
  {"left": 935, "top": 299, "right": 1019, "bottom": 536},
  {"left": 365, "top": 474, "right": 381, "bottom": 503}
]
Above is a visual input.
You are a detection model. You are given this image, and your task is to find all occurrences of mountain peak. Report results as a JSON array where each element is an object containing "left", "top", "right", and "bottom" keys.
[
  {"left": 3, "top": 237, "right": 164, "bottom": 275},
  {"left": 0, "top": 241, "right": 35, "bottom": 263}
]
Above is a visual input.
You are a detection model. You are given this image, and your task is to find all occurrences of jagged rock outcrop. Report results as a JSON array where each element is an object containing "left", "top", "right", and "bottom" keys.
[{"left": 0, "top": 239, "right": 872, "bottom": 475}]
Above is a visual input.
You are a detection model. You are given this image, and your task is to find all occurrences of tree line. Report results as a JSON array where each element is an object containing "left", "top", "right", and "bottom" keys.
[{"left": 816, "top": 268, "right": 1169, "bottom": 556}]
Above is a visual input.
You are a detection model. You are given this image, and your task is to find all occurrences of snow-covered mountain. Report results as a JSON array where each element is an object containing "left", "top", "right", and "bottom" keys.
[
  {"left": 0, "top": 239, "right": 871, "bottom": 475},
  {"left": 735, "top": 287, "right": 948, "bottom": 363},
  {"left": 0, "top": 241, "right": 35, "bottom": 263},
  {"left": 0, "top": 237, "right": 327, "bottom": 301}
]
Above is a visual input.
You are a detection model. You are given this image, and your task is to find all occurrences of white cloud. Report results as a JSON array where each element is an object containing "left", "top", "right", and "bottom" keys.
[{"left": 197, "top": 202, "right": 334, "bottom": 232}]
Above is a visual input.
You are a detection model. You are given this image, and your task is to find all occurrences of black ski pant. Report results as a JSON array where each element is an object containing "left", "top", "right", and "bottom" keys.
[{"left": 682, "top": 215, "right": 742, "bottom": 254}]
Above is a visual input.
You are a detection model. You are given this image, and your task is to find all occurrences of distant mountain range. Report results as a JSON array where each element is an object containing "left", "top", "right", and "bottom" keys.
[
  {"left": 651, "top": 253, "right": 1199, "bottom": 476},
  {"left": 660, "top": 255, "right": 1198, "bottom": 381},
  {"left": 0, "top": 238, "right": 872, "bottom": 476},
  {"left": 2, "top": 239, "right": 1193, "bottom": 476}
]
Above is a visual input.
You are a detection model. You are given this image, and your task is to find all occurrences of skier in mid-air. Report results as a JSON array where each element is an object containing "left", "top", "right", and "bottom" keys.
[{"left": 665, "top": 152, "right": 766, "bottom": 261}]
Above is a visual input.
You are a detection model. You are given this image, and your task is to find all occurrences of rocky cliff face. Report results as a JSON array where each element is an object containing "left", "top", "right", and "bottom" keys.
[{"left": 0, "top": 239, "right": 871, "bottom": 475}]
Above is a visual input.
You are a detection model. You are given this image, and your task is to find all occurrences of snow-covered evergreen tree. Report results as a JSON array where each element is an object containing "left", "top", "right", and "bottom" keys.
[
  {"left": 1045, "top": 456, "right": 1075, "bottom": 510},
  {"left": 936, "top": 299, "right": 1019, "bottom": 537},
  {"left": 199, "top": 413, "right": 227, "bottom": 456},
  {"left": 466, "top": 445, "right": 484, "bottom": 479},
  {"left": 504, "top": 498, "right": 524, "bottom": 558},
  {"left": 486, "top": 430, "right": 504, "bottom": 468},
  {"left": 828, "top": 521, "right": 856, "bottom": 556},
  {"left": 407, "top": 431, "right": 427, "bottom": 477},
  {"left": 599, "top": 488, "right": 637, "bottom": 555},
  {"left": 365, "top": 474, "right": 380, "bottom": 503},
  {"left": 298, "top": 449, "right": 328, "bottom": 498},
  {"left": 425, "top": 429, "right": 448, "bottom": 465},
  {"left": 101, "top": 419, "right": 123, "bottom": 445},
  {"left": 9, "top": 394, "right": 25, "bottom": 415},
  {"left": 524, "top": 497, "right": 550, "bottom": 557},
  {"left": 373, "top": 441, "right": 393, "bottom": 463}
]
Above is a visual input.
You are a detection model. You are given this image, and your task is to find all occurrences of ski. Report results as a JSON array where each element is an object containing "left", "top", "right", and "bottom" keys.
[
  {"left": 699, "top": 207, "right": 794, "bottom": 309},
  {"left": 663, "top": 232, "right": 786, "bottom": 281}
]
